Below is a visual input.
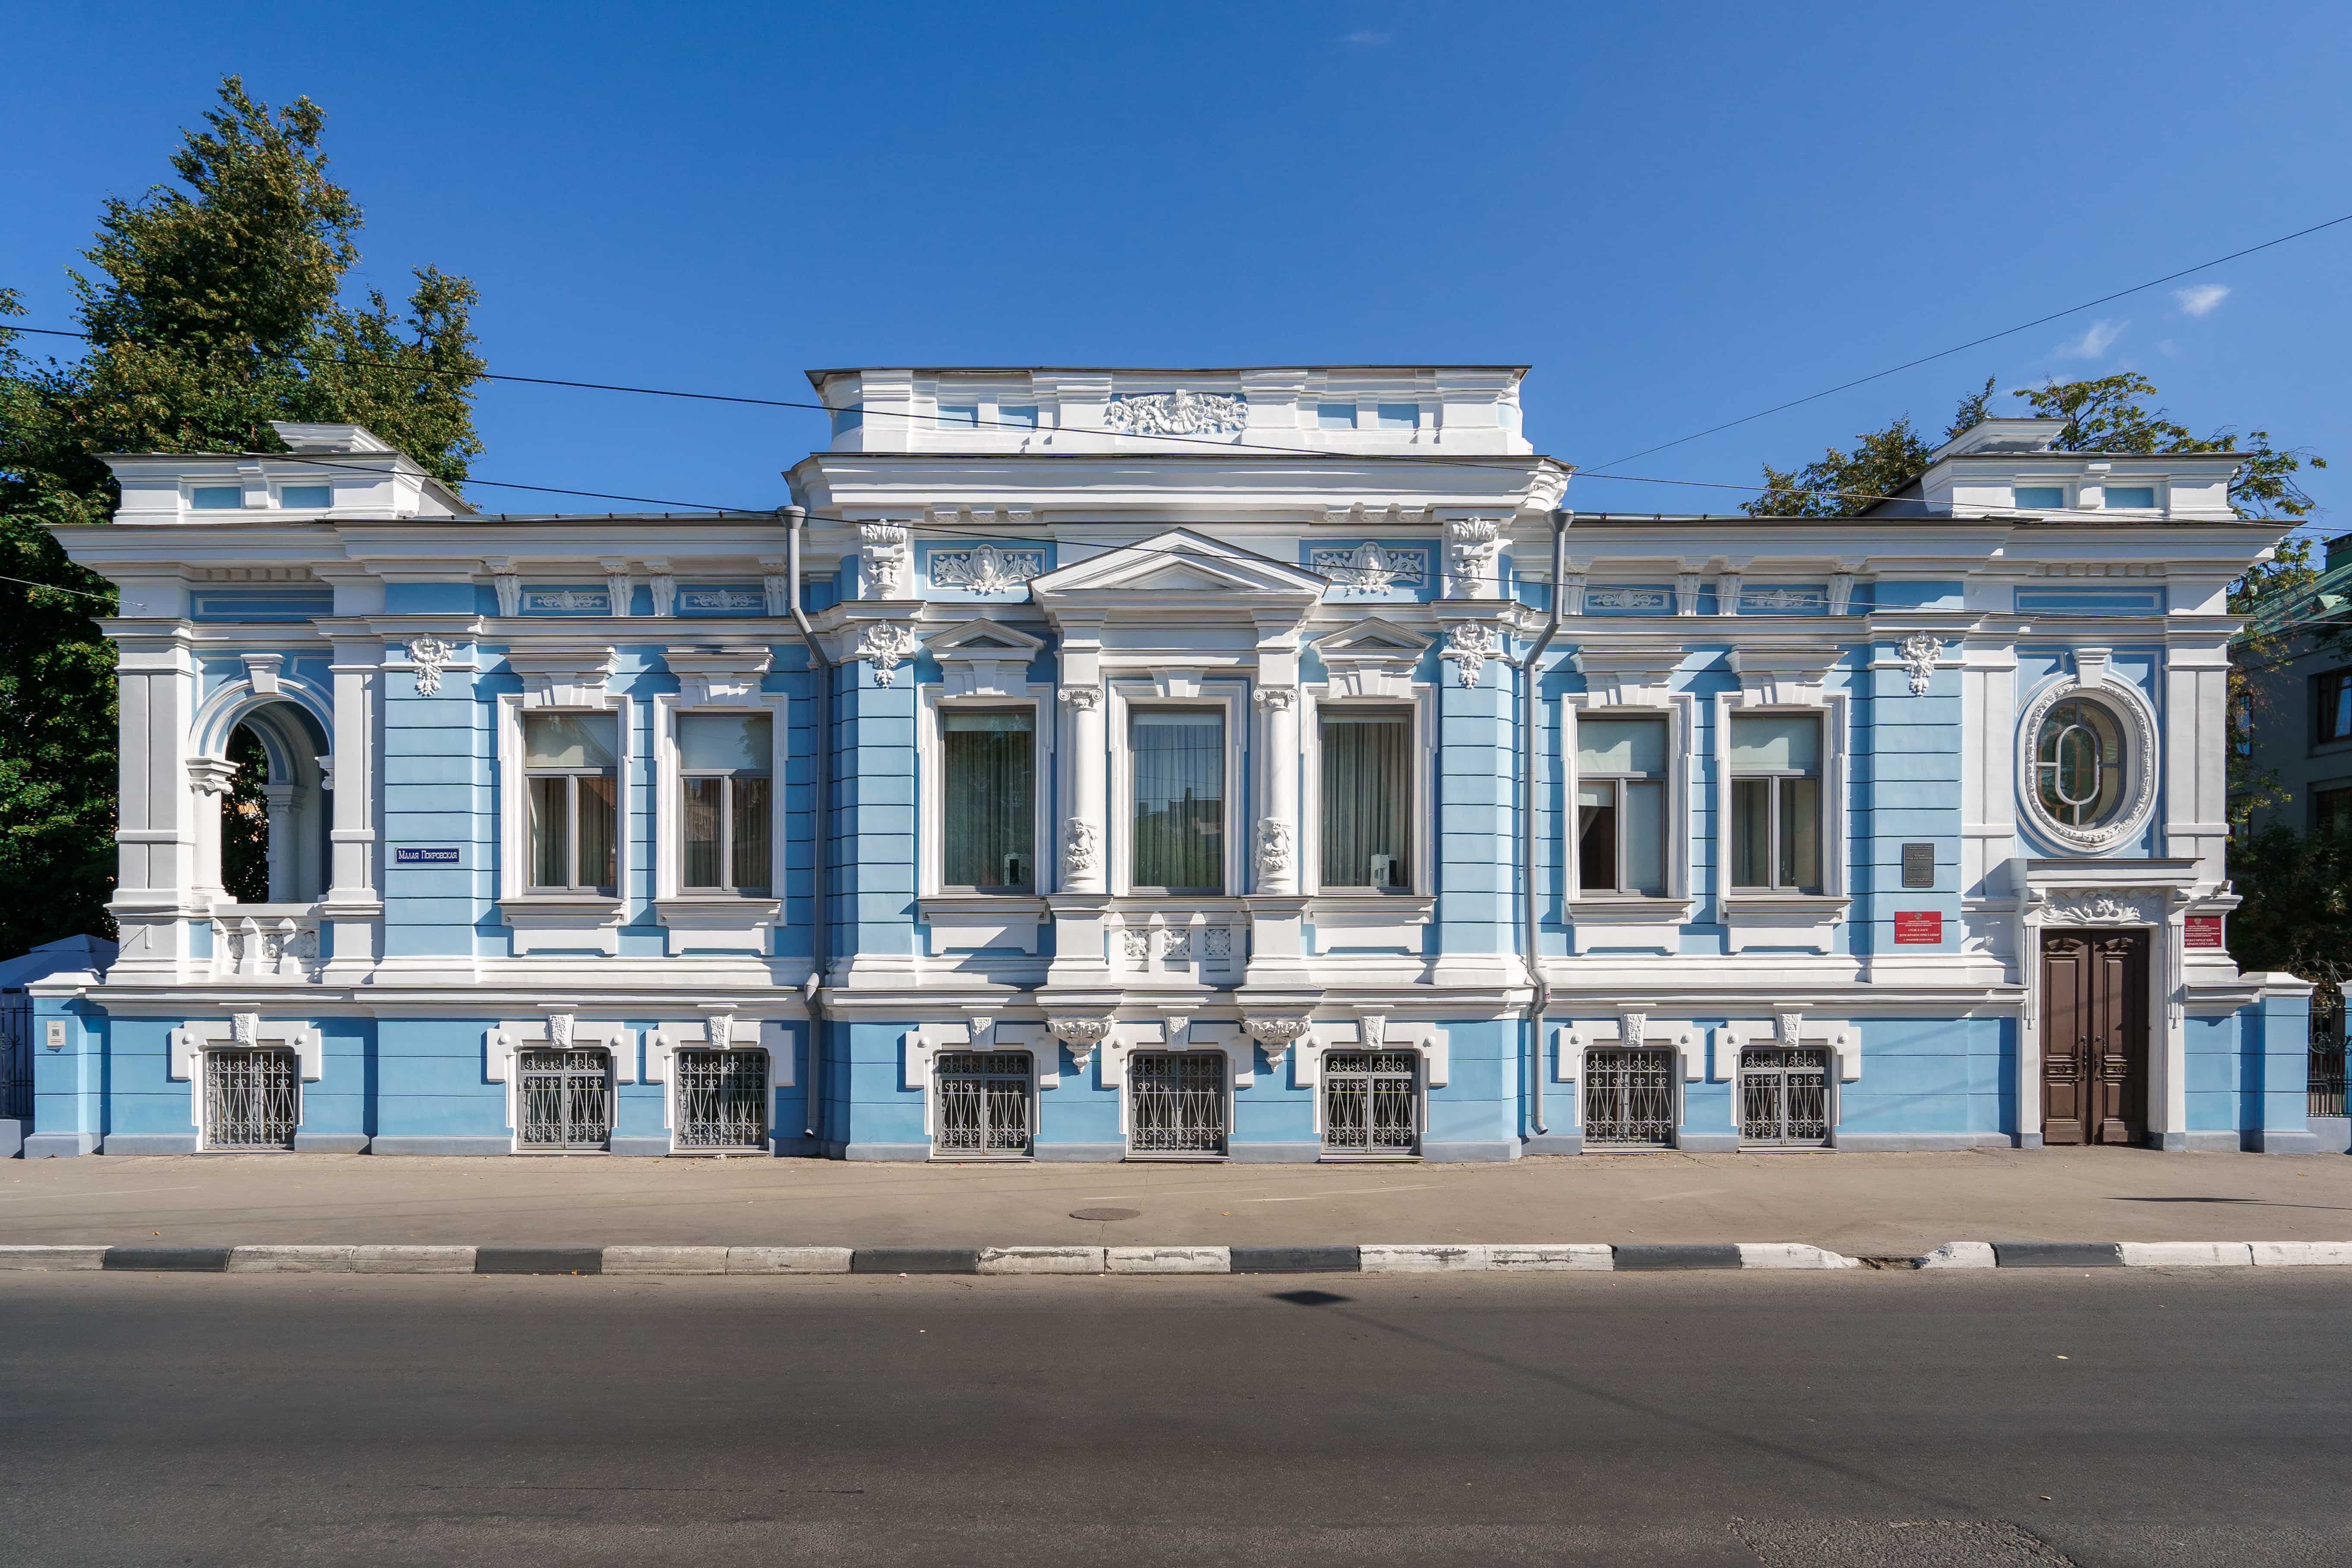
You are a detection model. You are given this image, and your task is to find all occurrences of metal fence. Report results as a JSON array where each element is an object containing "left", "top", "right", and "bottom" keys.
[
  {"left": 935, "top": 1051, "right": 1032, "bottom": 1156},
  {"left": 1130, "top": 1051, "right": 1227, "bottom": 1156},
  {"left": 1, "top": 990, "right": 30, "bottom": 1123},
  {"left": 1740, "top": 1046, "right": 1830, "bottom": 1145},
  {"left": 1322, "top": 1050, "right": 1418, "bottom": 1155},
  {"left": 675, "top": 1048, "right": 768, "bottom": 1150},
  {"left": 1584, "top": 1047, "right": 1675, "bottom": 1147},
  {"left": 203, "top": 1049, "right": 299, "bottom": 1150},
  {"left": 2312, "top": 988, "right": 2348, "bottom": 1119},
  {"left": 518, "top": 1048, "right": 613, "bottom": 1149}
]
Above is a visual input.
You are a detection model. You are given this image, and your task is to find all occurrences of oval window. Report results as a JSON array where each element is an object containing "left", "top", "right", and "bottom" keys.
[{"left": 2034, "top": 698, "right": 2126, "bottom": 828}]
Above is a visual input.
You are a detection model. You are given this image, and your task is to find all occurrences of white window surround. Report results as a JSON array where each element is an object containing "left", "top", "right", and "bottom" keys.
[
  {"left": 1710, "top": 680, "right": 1851, "bottom": 954},
  {"left": 168, "top": 1016, "right": 323, "bottom": 1134},
  {"left": 644, "top": 1016, "right": 797, "bottom": 1145},
  {"left": 650, "top": 650, "right": 788, "bottom": 953},
  {"left": 496, "top": 646, "right": 630, "bottom": 955},
  {"left": 2014, "top": 659, "right": 2160, "bottom": 855},
  {"left": 1562, "top": 693, "right": 1699, "bottom": 954},
  {"left": 903, "top": 1021, "right": 1052, "bottom": 1146},
  {"left": 1099, "top": 1019, "right": 1253, "bottom": 1141},
  {"left": 485, "top": 1016, "right": 638, "bottom": 1149},
  {"left": 1294, "top": 1017, "right": 1447, "bottom": 1137},
  {"left": 915, "top": 678, "right": 1055, "bottom": 954},
  {"left": 1106, "top": 672, "right": 1249, "bottom": 899},
  {"left": 1549, "top": 1015, "right": 1704, "bottom": 1137},
  {"left": 1298, "top": 673, "right": 1436, "bottom": 942}
]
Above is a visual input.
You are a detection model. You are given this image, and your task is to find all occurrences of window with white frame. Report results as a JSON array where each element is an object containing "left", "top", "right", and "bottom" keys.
[
  {"left": 524, "top": 713, "right": 619, "bottom": 894},
  {"left": 942, "top": 709, "right": 1035, "bottom": 892},
  {"left": 678, "top": 713, "right": 771, "bottom": 895},
  {"left": 2013, "top": 485, "right": 2066, "bottom": 511},
  {"left": 2031, "top": 696, "right": 2127, "bottom": 832},
  {"left": 1130, "top": 709, "right": 1225, "bottom": 894},
  {"left": 1728, "top": 713, "right": 1822, "bottom": 893},
  {"left": 1320, "top": 709, "right": 1411, "bottom": 891},
  {"left": 1576, "top": 714, "right": 1668, "bottom": 896}
]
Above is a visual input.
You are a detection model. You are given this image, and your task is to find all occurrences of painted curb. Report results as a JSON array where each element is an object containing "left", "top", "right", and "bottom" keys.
[{"left": 3, "top": 1241, "right": 2346, "bottom": 1275}]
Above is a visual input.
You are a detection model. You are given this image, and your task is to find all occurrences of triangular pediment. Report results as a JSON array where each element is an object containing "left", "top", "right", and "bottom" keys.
[
  {"left": 1029, "top": 529, "right": 1326, "bottom": 609},
  {"left": 924, "top": 617, "right": 1047, "bottom": 657},
  {"left": 1314, "top": 615, "right": 1430, "bottom": 656}
]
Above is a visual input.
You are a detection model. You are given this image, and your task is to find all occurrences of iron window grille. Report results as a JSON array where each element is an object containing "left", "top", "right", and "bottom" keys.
[
  {"left": 677, "top": 713, "right": 772, "bottom": 895},
  {"left": 524, "top": 713, "right": 620, "bottom": 894},
  {"left": 203, "top": 1048, "right": 299, "bottom": 1150},
  {"left": 934, "top": 1051, "right": 1033, "bottom": 1157},
  {"left": 1740, "top": 1046, "right": 1830, "bottom": 1145},
  {"left": 518, "top": 1047, "right": 613, "bottom": 1150},
  {"left": 1584, "top": 1046, "right": 1675, "bottom": 1147},
  {"left": 0, "top": 989, "right": 31, "bottom": 1122},
  {"left": 1129, "top": 1051, "right": 1228, "bottom": 1157},
  {"left": 2311, "top": 990, "right": 2347, "bottom": 1120},
  {"left": 674, "top": 1048, "right": 769, "bottom": 1151},
  {"left": 1321, "top": 1050, "right": 1420, "bottom": 1156}
]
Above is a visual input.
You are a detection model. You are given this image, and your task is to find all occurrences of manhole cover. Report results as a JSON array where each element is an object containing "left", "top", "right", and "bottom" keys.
[{"left": 1070, "top": 1207, "right": 1141, "bottom": 1222}]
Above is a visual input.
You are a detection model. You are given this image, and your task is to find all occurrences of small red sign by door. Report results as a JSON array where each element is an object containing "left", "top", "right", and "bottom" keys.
[
  {"left": 2184, "top": 915, "right": 2224, "bottom": 949},
  {"left": 1893, "top": 911, "right": 1943, "bottom": 944}
]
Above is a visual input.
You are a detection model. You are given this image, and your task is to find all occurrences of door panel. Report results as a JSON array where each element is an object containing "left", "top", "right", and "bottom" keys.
[{"left": 2040, "top": 930, "right": 2148, "bottom": 1147}]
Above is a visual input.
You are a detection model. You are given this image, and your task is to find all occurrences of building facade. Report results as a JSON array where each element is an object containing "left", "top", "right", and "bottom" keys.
[
  {"left": 2239, "top": 531, "right": 2352, "bottom": 836},
  {"left": 19, "top": 370, "right": 2320, "bottom": 1160}
]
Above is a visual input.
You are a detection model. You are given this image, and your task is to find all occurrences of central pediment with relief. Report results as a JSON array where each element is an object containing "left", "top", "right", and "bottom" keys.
[{"left": 1028, "top": 529, "right": 1324, "bottom": 622}]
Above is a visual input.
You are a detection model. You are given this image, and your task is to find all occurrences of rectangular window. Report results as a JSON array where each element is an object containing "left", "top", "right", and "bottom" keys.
[
  {"left": 518, "top": 1048, "right": 612, "bottom": 1149},
  {"left": 674, "top": 1048, "right": 769, "bottom": 1150},
  {"left": 524, "top": 713, "right": 620, "bottom": 894},
  {"left": 1583, "top": 1047, "right": 1675, "bottom": 1146},
  {"left": 934, "top": 1051, "right": 1032, "bottom": 1156},
  {"left": 678, "top": 713, "right": 771, "bottom": 894},
  {"left": 1317, "top": 402, "right": 1358, "bottom": 430},
  {"left": 1321, "top": 1050, "right": 1418, "bottom": 1155},
  {"left": 2104, "top": 486, "right": 2156, "bottom": 509},
  {"left": 191, "top": 486, "right": 243, "bottom": 510},
  {"left": 2317, "top": 670, "right": 2352, "bottom": 744},
  {"left": 1131, "top": 710, "right": 1223, "bottom": 893},
  {"left": 2014, "top": 485, "right": 2065, "bottom": 510},
  {"left": 203, "top": 1049, "right": 298, "bottom": 1149},
  {"left": 1575, "top": 714, "right": 1668, "bottom": 895},
  {"left": 936, "top": 403, "right": 979, "bottom": 429},
  {"left": 1729, "top": 713, "right": 1822, "bottom": 893},
  {"left": 1740, "top": 1046, "right": 1829, "bottom": 1145},
  {"left": 278, "top": 484, "right": 332, "bottom": 508},
  {"left": 1374, "top": 403, "right": 1420, "bottom": 431},
  {"left": 998, "top": 404, "right": 1040, "bottom": 429},
  {"left": 1129, "top": 1052, "right": 1227, "bottom": 1156},
  {"left": 943, "top": 709, "right": 1035, "bottom": 891},
  {"left": 1320, "top": 710, "right": 1411, "bottom": 890},
  {"left": 2317, "top": 786, "right": 2352, "bottom": 834}
]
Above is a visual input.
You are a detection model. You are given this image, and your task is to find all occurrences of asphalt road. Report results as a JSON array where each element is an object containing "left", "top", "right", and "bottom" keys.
[{"left": 3, "top": 1269, "right": 2348, "bottom": 1567}]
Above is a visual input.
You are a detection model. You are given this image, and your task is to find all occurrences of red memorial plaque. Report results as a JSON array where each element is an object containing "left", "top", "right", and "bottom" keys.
[
  {"left": 1893, "top": 911, "right": 1943, "bottom": 944},
  {"left": 2184, "top": 914, "right": 2225, "bottom": 949}
]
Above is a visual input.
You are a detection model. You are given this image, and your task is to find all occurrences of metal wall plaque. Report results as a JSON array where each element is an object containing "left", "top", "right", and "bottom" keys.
[{"left": 1900, "top": 842, "right": 1935, "bottom": 889}]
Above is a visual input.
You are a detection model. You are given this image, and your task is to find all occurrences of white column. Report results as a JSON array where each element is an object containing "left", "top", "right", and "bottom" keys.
[
  {"left": 262, "top": 782, "right": 297, "bottom": 902},
  {"left": 1059, "top": 685, "right": 1106, "bottom": 894},
  {"left": 187, "top": 757, "right": 239, "bottom": 905},
  {"left": 1254, "top": 687, "right": 1300, "bottom": 894},
  {"left": 325, "top": 639, "right": 381, "bottom": 906}
]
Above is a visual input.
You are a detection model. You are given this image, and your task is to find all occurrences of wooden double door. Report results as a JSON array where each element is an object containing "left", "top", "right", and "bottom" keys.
[{"left": 2039, "top": 930, "right": 2150, "bottom": 1146}]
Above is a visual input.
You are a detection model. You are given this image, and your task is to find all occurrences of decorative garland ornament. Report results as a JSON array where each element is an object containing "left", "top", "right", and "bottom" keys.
[
  {"left": 1896, "top": 633, "right": 1944, "bottom": 696},
  {"left": 854, "top": 622, "right": 920, "bottom": 687},
  {"left": 407, "top": 636, "right": 451, "bottom": 697}
]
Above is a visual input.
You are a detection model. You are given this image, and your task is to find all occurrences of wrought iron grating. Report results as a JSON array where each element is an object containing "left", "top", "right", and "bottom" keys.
[
  {"left": 1322, "top": 1050, "right": 1419, "bottom": 1154},
  {"left": 1130, "top": 1051, "right": 1228, "bottom": 1156},
  {"left": 676, "top": 1048, "right": 768, "bottom": 1149},
  {"left": 936, "top": 1051, "right": 1032, "bottom": 1155},
  {"left": 204, "top": 1048, "right": 298, "bottom": 1150},
  {"left": 519, "top": 1048, "right": 612, "bottom": 1149},
  {"left": 1585, "top": 1047, "right": 1675, "bottom": 1146},
  {"left": 2312, "top": 990, "right": 2347, "bottom": 1120},
  {"left": 1740, "top": 1045, "right": 1829, "bottom": 1145}
]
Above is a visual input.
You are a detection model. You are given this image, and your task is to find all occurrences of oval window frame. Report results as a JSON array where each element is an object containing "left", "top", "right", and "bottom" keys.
[{"left": 2015, "top": 674, "right": 2159, "bottom": 853}]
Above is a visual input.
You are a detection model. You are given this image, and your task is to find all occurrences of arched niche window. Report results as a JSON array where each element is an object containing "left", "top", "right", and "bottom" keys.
[{"left": 209, "top": 699, "right": 332, "bottom": 906}]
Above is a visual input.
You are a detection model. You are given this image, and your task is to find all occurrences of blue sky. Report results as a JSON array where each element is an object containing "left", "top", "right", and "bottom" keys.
[{"left": 6, "top": 1, "right": 2347, "bottom": 542}]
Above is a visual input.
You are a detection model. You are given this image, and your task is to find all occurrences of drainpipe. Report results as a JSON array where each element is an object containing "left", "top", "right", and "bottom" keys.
[
  {"left": 784, "top": 507, "right": 831, "bottom": 1154},
  {"left": 1522, "top": 509, "right": 1570, "bottom": 1139}
]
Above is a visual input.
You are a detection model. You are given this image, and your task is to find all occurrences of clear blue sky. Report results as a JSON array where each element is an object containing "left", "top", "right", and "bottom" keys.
[{"left": 6, "top": 1, "right": 2347, "bottom": 541}]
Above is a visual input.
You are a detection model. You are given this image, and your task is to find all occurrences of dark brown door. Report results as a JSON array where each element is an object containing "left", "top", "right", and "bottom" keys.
[{"left": 2040, "top": 930, "right": 2149, "bottom": 1146}]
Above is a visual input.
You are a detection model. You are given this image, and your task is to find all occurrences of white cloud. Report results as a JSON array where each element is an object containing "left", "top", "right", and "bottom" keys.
[
  {"left": 1345, "top": 29, "right": 1393, "bottom": 44},
  {"left": 2057, "top": 318, "right": 2127, "bottom": 359},
  {"left": 2173, "top": 282, "right": 2230, "bottom": 317}
]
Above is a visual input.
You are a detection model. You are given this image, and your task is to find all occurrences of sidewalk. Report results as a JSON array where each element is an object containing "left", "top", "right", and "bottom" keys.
[{"left": 3, "top": 1147, "right": 2349, "bottom": 1254}]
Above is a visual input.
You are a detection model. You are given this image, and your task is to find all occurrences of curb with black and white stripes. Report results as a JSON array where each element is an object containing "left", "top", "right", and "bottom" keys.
[{"left": 3, "top": 1240, "right": 2349, "bottom": 1275}]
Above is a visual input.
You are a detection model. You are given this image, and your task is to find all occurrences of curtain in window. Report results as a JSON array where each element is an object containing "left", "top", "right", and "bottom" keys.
[
  {"left": 944, "top": 710, "right": 1034, "bottom": 889},
  {"left": 529, "top": 777, "right": 570, "bottom": 888},
  {"left": 576, "top": 776, "right": 617, "bottom": 890},
  {"left": 1132, "top": 711, "right": 1222, "bottom": 890},
  {"left": 682, "top": 778, "right": 723, "bottom": 888},
  {"left": 1321, "top": 713, "right": 1410, "bottom": 889},
  {"left": 731, "top": 776, "right": 771, "bottom": 891}
]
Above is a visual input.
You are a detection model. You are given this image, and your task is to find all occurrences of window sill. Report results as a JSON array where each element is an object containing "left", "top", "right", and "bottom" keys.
[
  {"left": 1565, "top": 897, "right": 1696, "bottom": 956},
  {"left": 501, "top": 896, "right": 624, "bottom": 957},
  {"left": 1722, "top": 893, "right": 1850, "bottom": 954},
  {"left": 653, "top": 896, "right": 780, "bottom": 956},
  {"left": 1308, "top": 893, "right": 1435, "bottom": 928},
  {"left": 920, "top": 895, "right": 1049, "bottom": 955}
]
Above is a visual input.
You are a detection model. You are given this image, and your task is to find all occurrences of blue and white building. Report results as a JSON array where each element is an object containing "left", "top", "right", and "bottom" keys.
[{"left": 16, "top": 370, "right": 2320, "bottom": 1160}]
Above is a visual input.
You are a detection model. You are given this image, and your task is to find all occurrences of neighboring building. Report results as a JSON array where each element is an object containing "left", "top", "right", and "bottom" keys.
[
  {"left": 2237, "top": 532, "right": 2352, "bottom": 835},
  {"left": 16, "top": 379, "right": 2317, "bottom": 1159},
  {"left": 0, "top": 935, "right": 117, "bottom": 1158}
]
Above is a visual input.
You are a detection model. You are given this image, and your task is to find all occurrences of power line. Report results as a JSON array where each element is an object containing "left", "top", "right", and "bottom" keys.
[{"left": 1588, "top": 210, "right": 2352, "bottom": 470}]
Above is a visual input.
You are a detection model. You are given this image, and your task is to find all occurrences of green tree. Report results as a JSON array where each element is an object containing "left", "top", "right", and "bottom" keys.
[
  {"left": 1741, "top": 380, "right": 1995, "bottom": 517},
  {"left": 2228, "top": 822, "right": 2352, "bottom": 991},
  {"left": 0, "top": 76, "right": 485, "bottom": 953}
]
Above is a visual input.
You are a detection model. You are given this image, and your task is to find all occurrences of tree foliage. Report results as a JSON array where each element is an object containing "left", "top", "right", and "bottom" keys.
[
  {"left": 0, "top": 77, "right": 484, "bottom": 953},
  {"left": 2227, "top": 823, "right": 2352, "bottom": 989},
  {"left": 1742, "top": 379, "right": 1994, "bottom": 517}
]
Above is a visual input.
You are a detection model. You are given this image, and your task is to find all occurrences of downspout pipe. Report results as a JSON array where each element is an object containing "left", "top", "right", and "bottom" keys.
[
  {"left": 1522, "top": 509, "right": 1570, "bottom": 1139},
  {"left": 784, "top": 507, "right": 831, "bottom": 1155}
]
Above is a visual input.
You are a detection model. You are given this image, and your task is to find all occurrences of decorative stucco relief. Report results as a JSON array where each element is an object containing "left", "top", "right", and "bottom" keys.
[
  {"left": 854, "top": 622, "right": 920, "bottom": 686},
  {"left": 407, "top": 636, "right": 451, "bottom": 696},
  {"left": 1897, "top": 634, "right": 1944, "bottom": 696},
  {"left": 859, "top": 524, "right": 911, "bottom": 597},
  {"left": 1102, "top": 389, "right": 1247, "bottom": 436},
  {"left": 929, "top": 544, "right": 1045, "bottom": 594}
]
